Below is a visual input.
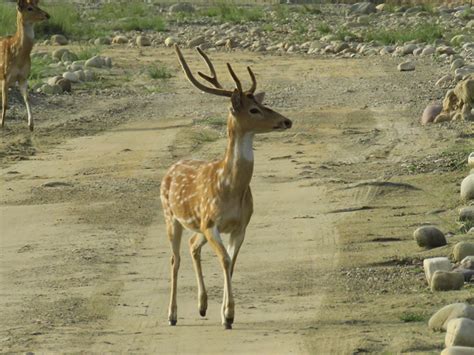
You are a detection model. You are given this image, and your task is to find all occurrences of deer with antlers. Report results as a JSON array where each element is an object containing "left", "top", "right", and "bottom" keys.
[
  {"left": 1, "top": 0, "right": 49, "bottom": 131},
  {"left": 160, "top": 45, "right": 292, "bottom": 330}
]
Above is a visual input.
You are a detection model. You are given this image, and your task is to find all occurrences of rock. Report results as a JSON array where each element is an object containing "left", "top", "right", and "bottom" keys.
[
  {"left": 453, "top": 242, "right": 474, "bottom": 262},
  {"left": 51, "top": 34, "right": 68, "bottom": 46},
  {"left": 461, "top": 175, "right": 474, "bottom": 200},
  {"left": 85, "top": 56, "right": 104, "bottom": 68},
  {"left": 413, "top": 47, "right": 423, "bottom": 56},
  {"left": 436, "top": 74, "right": 454, "bottom": 88},
  {"left": 451, "top": 59, "right": 465, "bottom": 71},
  {"left": 429, "top": 303, "right": 474, "bottom": 331},
  {"left": 455, "top": 67, "right": 474, "bottom": 79},
  {"left": 73, "top": 70, "right": 85, "bottom": 81},
  {"left": 414, "top": 226, "right": 446, "bottom": 248},
  {"left": 94, "top": 37, "right": 111, "bottom": 45},
  {"left": 460, "top": 256, "right": 474, "bottom": 269},
  {"left": 136, "top": 35, "right": 151, "bottom": 47},
  {"left": 375, "top": 4, "right": 385, "bottom": 11},
  {"left": 52, "top": 48, "right": 70, "bottom": 61},
  {"left": 56, "top": 78, "right": 71, "bottom": 93},
  {"left": 69, "top": 62, "right": 83, "bottom": 72},
  {"left": 424, "top": 257, "right": 453, "bottom": 285},
  {"left": 47, "top": 76, "right": 62, "bottom": 86},
  {"left": 421, "top": 104, "right": 442, "bottom": 125},
  {"left": 441, "top": 346, "right": 474, "bottom": 355},
  {"left": 112, "top": 35, "right": 128, "bottom": 44},
  {"left": 40, "top": 84, "right": 62, "bottom": 95},
  {"left": 434, "top": 113, "right": 452, "bottom": 123},
  {"left": 62, "top": 71, "right": 80, "bottom": 83},
  {"left": 437, "top": 46, "right": 456, "bottom": 55},
  {"left": 469, "top": 152, "right": 474, "bottom": 167},
  {"left": 61, "top": 51, "right": 77, "bottom": 62},
  {"left": 459, "top": 206, "right": 474, "bottom": 221},
  {"left": 169, "top": 3, "right": 195, "bottom": 14},
  {"left": 398, "top": 61, "right": 415, "bottom": 71},
  {"left": 451, "top": 35, "right": 468, "bottom": 47},
  {"left": 348, "top": 2, "right": 376, "bottom": 15},
  {"left": 164, "top": 36, "right": 178, "bottom": 47},
  {"left": 401, "top": 43, "right": 417, "bottom": 55},
  {"left": 431, "top": 271, "right": 465, "bottom": 291},
  {"left": 83, "top": 70, "right": 95, "bottom": 82},
  {"left": 446, "top": 318, "right": 474, "bottom": 347},
  {"left": 334, "top": 42, "right": 350, "bottom": 53},
  {"left": 188, "top": 36, "right": 206, "bottom": 48},
  {"left": 421, "top": 46, "right": 436, "bottom": 56},
  {"left": 103, "top": 57, "right": 112, "bottom": 68}
]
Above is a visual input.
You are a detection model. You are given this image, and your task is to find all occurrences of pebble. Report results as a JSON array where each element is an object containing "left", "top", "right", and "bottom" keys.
[
  {"left": 460, "top": 175, "right": 474, "bottom": 200},
  {"left": 453, "top": 242, "right": 474, "bottom": 262},
  {"left": 459, "top": 206, "right": 474, "bottom": 221},
  {"left": 62, "top": 71, "right": 80, "bottom": 83},
  {"left": 51, "top": 34, "right": 68, "bottom": 46},
  {"left": 423, "top": 257, "right": 452, "bottom": 285},
  {"left": 421, "top": 46, "right": 436, "bottom": 56},
  {"left": 85, "top": 56, "right": 105, "bottom": 69},
  {"left": 413, "top": 226, "right": 447, "bottom": 248},
  {"left": 431, "top": 271, "right": 465, "bottom": 291},
  {"left": 445, "top": 318, "right": 474, "bottom": 347},
  {"left": 420, "top": 104, "right": 442, "bottom": 125},
  {"left": 429, "top": 303, "right": 474, "bottom": 331},
  {"left": 136, "top": 35, "right": 151, "bottom": 47},
  {"left": 398, "top": 61, "right": 415, "bottom": 71}
]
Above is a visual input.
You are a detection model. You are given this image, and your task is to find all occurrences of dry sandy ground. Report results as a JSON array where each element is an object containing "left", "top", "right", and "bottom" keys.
[{"left": 1, "top": 48, "right": 473, "bottom": 354}]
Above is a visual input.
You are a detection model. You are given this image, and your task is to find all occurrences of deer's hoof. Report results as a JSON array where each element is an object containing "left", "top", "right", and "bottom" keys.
[
  {"left": 224, "top": 323, "right": 232, "bottom": 330},
  {"left": 169, "top": 320, "right": 177, "bottom": 326},
  {"left": 199, "top": 309, "right": 206, "bottom": 317},
  {"left": 29, "top": 125, "right": 34, "bottom": 132},
  {"left": 225, "top": 317, "right": 234, "bottom": 325}
]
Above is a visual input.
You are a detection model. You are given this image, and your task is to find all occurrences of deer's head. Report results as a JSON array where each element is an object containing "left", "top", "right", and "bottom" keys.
[
  {"left": 175, "top": 45, "right": 292, "bottom": 135},
  {"left": 17, "top": 0, "right": 50, "bottom": 23}
]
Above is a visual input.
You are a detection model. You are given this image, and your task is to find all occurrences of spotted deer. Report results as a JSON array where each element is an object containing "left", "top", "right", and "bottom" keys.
[
  {"left": 1, "top": 0, "right": 50, "bottom": 131},
  {"left": 160, "top": 45, "right": 292, "bottom": 329}
]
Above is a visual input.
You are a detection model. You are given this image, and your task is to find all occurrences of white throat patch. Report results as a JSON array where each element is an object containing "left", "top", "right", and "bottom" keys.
[
  {"left": 235, "top": 133, "right": 254, "bottom": 162},
  {"left": 24, "top": 24, "right": 35, "bottom": 40}
]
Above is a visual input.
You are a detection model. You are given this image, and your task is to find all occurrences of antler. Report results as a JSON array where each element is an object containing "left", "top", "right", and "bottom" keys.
[
  {"left": 174, "top": 45, "right": 258, "bottom": 96},
  {"left": 175, "top": 45, "right": 233, "bottom": 97}
]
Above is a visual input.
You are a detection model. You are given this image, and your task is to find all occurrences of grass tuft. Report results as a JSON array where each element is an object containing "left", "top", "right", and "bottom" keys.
[
  {"left": 147, "top": 65, "right": 172, "bottom": 80},
  {"left": 399, "top": 312, "right": 427, "bottom": 323},
  {"left": 363, "top": 23, "right": 443, "bottom": 45}
]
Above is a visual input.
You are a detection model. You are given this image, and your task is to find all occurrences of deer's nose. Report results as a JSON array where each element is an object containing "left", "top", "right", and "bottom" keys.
[{"left": 283, "top": 119, "right": 292, "bottom": 129}]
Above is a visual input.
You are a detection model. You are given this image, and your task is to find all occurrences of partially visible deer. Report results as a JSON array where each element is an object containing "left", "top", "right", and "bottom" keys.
[
  {"left": 0, "top": 0, "right": 50, "bottom": 131},
  {"left": 160, "top": 45, "right": 292, "bottom": 329}
]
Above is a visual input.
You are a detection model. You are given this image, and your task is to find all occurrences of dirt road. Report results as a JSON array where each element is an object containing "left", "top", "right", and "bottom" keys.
[{"left": 1, "top": 49, "right": 472, "bottom": 353}]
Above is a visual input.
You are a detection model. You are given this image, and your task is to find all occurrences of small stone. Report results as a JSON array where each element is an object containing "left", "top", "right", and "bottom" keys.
[
  {"left": 94, "top": 37, "right": 111, "bottom": 45},
  {"left": 453, "top": 242, "right": 474, "bottom": 262},
  {"left": 398, "top": 61, "right": 415, "bottom": 71},
  {"left": 436, "top": 74, "right": 454, "bottom": 88},
  {"left": 164, "top": 36, "right": 178, "bottom": 47},
  {"left": 136, "top": 35, "right": 151, "bottom": 47},
  {"left": 188, "top": 36, "right": 206, "bottom": 48},
  {"left": 469, "top": 152, "right": 474, "bottom": 167},
  {"left": 61, "top": 51, "right": 77, "bottom": 62},
  {"left": 421, "top": 46, "right": 436, "bottom": 56},
  {"left": 51, "top": 34, "right": 68, "bottom": 46},
  {"left": 461, "top": 175, "right": 474, "bottom": 200},
  {"left": 445, "top": 318, "right": 474, "bottom": 347},
  {"left": 429, "top": 303, "right": 474, "bottom": 331},
  {"left": 459, "top": 206, "right": 474, "bottom": 221},
  {"left": 56, "top": 78, "right": 71, "bottom": 93},
  {"left": 112, "top": 35, "right": 128, "bottom": 44},
  {"left": 83, "top": 70, "right": 95, "bottom": 82},
  {"left": 47, "top": 76, "right": 62, "bottom": 86},
  {"left": 441, "top": 346, "right": 474, "bottom": 355},
  {"left": 434, "top": 113, "right": 451, "bottom": 123},
  {"left": 431, "top": 271, "right": 465, "bottom": 291},
  {"left": 401, "top": 43, "right": 417, "bottom": 55},
  {"left": 421, "top": 104, "right": 442, "bottom": 125},
  {"left": 437, "top": 46, "right": 456, "bottom": 55},
  {"left": 62, "top": 71, "right": 80, "bottom": 83},
  {"left": 73, "top": 70, "right": 85, "bottom": 81},
  {"left": 423, "top": 257, "right": 452, "bottom": 285},
  {"left": 451, "top": 59, "right": 465, "bottom": 71},
  {"left": 52, "top": 48, "right": 70, "bottom": 61},
  {"left": 414, "top": 226, "right": 446, "bottom": 248},
  {"left": 85, "top": 56, "right": 104, "bottom": 69}
]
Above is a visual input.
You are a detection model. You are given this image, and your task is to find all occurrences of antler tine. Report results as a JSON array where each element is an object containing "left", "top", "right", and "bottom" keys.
[
  {"left": 196, "top": 46, "right": 223, "bottom": 89},
  {"left": 174, "top": 45, "right": 233, "bottom": 97},
  {"left": 226, "top": 63, "right": 243, "bottom": 93},
  {"left": 247, "top": 66, "right": 257, "bottom": 93}
]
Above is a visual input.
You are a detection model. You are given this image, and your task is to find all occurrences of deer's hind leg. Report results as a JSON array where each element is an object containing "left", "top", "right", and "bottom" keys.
[
  {"left": 1, "top": 80, "right": 7, "bottom": 128},
  {"left": 18, "top": 79, "right": 33, "bottom": 131},
  {"left": 189, "top": 233, "right": 208, "bottom": 317},
  {"left": 167, "top": 218, "right": 183, "bottom": 326}
]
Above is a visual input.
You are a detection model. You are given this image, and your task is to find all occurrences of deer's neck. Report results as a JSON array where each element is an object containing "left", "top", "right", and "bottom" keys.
[
  {"left": 220, "top": 115, "right": 254, "bottom": 193},
  {"left": 14, "top": 14, "right": 35, "bottom": 53}
]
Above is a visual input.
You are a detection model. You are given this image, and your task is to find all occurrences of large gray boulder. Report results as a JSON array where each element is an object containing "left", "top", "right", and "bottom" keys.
[
  {"left": 431, "top": 271, "right": 464, "bottom": 291},
  {"left": 423, "top": 257, "right": 452, "bottom": 285},
  {"left": 453, "top": 242, "right": 474, "bottom": 262},
  {"left": 429, "top": 303, "right": 474, "bottom": 331},
  {"left": 445, "top": 318, "right": 474, "bottom": 347},
  {"left": 414, "top": 226, "right": 447, "bottom": 248}
]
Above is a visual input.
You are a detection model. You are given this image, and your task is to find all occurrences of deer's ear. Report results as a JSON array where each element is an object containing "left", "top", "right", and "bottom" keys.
[
  {"left": 254, "top": 92, "right": 265, "bottom": 104},
  {"left": 230, "top": 89, "right": 242, "bottom": 112},
  {"left": 17, "top": 0, "right": 27, "bottom": 10}
]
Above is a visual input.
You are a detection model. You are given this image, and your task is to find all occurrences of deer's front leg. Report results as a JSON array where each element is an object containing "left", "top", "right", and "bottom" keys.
[
  {"left": 1, "top": 80, "right": 7, "bottom": 128},
  {"left": 189, "top": 233, "right": 208, "bottom": 317},
  {"left": 18, "top": 80, "right": 33, "bottom": 131},
  {"left": 167, "top": 219, "right": 183, "bottom": 326},
  {"left": 204, "top": 226, "right": 234, "bottom": 329}
]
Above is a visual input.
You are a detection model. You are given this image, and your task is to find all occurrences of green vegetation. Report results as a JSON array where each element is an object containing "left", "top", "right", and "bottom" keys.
[
  {"left": 363, "top": 23, "right": 443, "bottom": 45},
  {"left": 147, "top": 65, "right": 172, "bottom": 80},
  {"left": 29, "top": 56, "right": 55, "bottom": 87},
  {"left": 316, "top": 22, "right": 332, "bottom": 35},
  {"left": 195, "top": 117, "right": 227, "bottom": 128},
  {"left": 399, "top": 312, "right": 427, "bottom": 323},
  {"left": 0, "top": 2, "right": 16, "bottom": 37}
]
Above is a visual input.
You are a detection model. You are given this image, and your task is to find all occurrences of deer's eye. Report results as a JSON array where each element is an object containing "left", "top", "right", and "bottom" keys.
[{"left": 250, "top": 108, "right": 261, "bottom": 115}]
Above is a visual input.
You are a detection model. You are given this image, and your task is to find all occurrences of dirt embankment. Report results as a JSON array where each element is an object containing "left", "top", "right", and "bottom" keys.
[{"left": 1, "top": 48, "right": 473, "bottom": 353}]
